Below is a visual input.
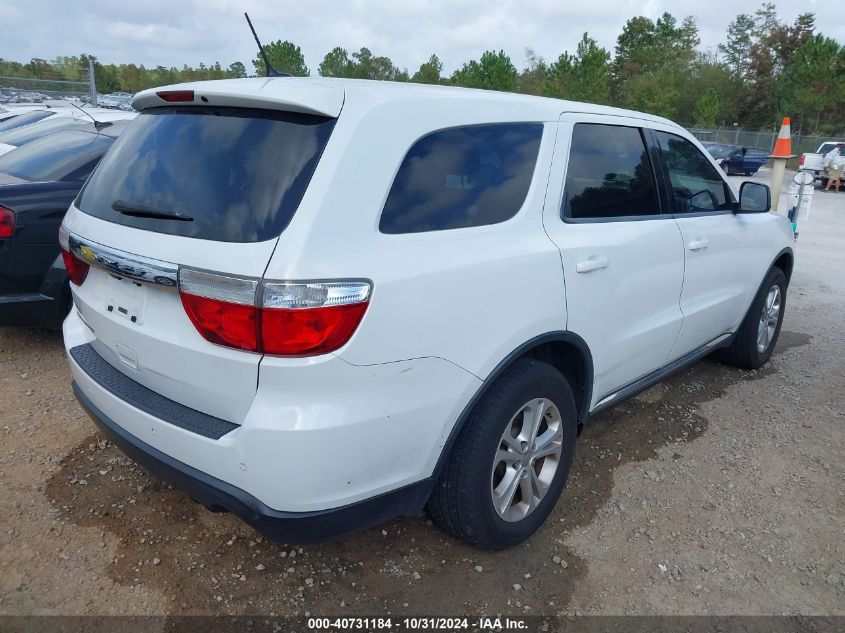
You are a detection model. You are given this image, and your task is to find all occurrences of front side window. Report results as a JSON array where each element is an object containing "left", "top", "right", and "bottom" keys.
[
  {"left": 562, "top": 123, "right": 659, "bottom": 220},
  {"left": 379, "top": 123, "right": 543, "bottom": 234},
  {"left": 653, "top": 131, "right": 733, "bottom": 213}
]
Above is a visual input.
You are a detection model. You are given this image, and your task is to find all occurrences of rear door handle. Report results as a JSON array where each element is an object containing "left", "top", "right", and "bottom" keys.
[
  {"left": 688, "top": 238, "right": 709, "bottom": 251},
  {"left": 575, "top": 256, "right": 609, "bottom": 273}
]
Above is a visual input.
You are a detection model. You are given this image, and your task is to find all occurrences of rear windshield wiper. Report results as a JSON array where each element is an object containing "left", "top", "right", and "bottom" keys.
[{"left": 112, "top": 200, "right": 193, "bottom": 222}]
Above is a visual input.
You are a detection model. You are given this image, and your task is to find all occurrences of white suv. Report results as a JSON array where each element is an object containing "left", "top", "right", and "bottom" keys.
[{"left": 61, "top": 78, "right": 794, "bottom": 549}]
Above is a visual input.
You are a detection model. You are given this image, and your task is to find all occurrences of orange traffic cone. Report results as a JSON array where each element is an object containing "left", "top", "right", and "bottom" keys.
[
  {"left": 768, "top": 116, "right": 796, "bottom": 214},
  {"left": 771, "top": 118, "right": 795, "bottom": 158}
]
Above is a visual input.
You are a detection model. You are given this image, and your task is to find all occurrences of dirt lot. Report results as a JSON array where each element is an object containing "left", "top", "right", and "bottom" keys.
[{"left": 1, "top": 170, "right": 843, "bottom": 618}]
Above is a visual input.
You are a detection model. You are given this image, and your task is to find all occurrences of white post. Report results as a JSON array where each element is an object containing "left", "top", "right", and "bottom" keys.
[
  {"left": 770, "top": 159, "right": 787, "bottom": 212},
  {"left": 88, "top": 58, "right": 97, "bottom": 106}
]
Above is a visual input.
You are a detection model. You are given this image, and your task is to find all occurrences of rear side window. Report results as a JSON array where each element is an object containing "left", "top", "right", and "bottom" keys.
[
  {"left": 0, "top": 130, "right": 112, "bottom": 182},
  {"left": 379, "top": 123, "right": 543, "bottom": 234},
  {"left": 76, "top": 106, "right": 336, "bottom": 243},
  {"left": 653, "top": 131, "right": 733, "bottom": 213},
  {"left": 563, "top": 123, "right": 659, "bottom": 220}
]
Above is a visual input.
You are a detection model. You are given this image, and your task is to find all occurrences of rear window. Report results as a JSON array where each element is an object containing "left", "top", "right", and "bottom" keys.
[
  {"left": 0, "top": 110, "right": 53, "bottom": 133},
  {"left": 0, "top": 117, "right": 88, "bottom": 147},
  {"left": 562, "top": 123, "right": 659, "bottom": 220},
  {"left": 0, "top": 129, "right": 112, "bottom": 182},
  {"left": 379, "top": 123, "right": 543, "bottom": 234},
  {"left": 76, "top": 106, "right": 336, "bottom": 243}
]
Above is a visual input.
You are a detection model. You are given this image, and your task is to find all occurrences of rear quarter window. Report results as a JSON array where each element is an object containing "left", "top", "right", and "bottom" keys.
[
  {"left": 76, "top": 106, "right": 336, "bottom": 243},
  {"left": 379, "top": 123, "right": 543, "bottom": 234}
]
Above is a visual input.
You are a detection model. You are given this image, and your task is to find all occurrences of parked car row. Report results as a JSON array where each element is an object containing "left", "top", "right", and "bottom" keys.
[
  {"left": 1, "top": 87, "right": 51, "bottom": 103},
  {"left": 2, "top": 87, "right": 137, "bottom": 112},
  {"left": 0, "top": 105, "right": 135, "bottom": 329},
  {"left": 96, "top": 92, "right": 135, "bottom": 111}
]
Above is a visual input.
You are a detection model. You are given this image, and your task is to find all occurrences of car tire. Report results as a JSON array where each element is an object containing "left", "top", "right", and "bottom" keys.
[
  {"left": 720, "top": 160, "right": 729, "bottom": 174},
  {"left": 719, "top": 267, "right": 787, "bottom": 370},
  {"left": 427, "top": 358, "right": 577, "bottom": 550}
]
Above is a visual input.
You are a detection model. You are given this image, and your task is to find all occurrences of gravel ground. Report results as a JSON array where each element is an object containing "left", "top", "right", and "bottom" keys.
[{"left": 0, "top": 170, "right": 842, "bottom": 617}]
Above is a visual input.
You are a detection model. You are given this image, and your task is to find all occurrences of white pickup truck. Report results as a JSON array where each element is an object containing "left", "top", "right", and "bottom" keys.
[{"left": 799, "top": 141, "right": 845, "bottom": 185}]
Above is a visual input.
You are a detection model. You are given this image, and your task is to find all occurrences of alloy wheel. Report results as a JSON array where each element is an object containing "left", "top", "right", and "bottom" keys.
[
  {"left": 757, "top": 285, "right": 781, "bottom": 353},
  {"left": 491, "top": 398, "right": 563, "bottom": 522}
]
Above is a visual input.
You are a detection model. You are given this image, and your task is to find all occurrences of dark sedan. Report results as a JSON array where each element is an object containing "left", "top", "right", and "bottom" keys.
[{"left": 0, "top": 120, "right": 130, "bottom": 329}]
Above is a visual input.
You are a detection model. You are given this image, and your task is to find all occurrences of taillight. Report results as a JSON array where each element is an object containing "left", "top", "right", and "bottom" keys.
[
  {"left": 180, "top": 294, "right": 258, "bottom": 351},
  {"left": 178, "top": 269, "right": 370, "bottom": 357},
  {"left": 0, "top": 205, "right": 14, "bottom": 238},
  {"left": 58, "top": 226, "right": 90, "bottom": 286},
  {"left": 178, "top": 269, "right": 259, "bottom": 352},
  {"left": 156, "top": 90, "right": 195, "bottom": 102},
  {"left": 799, "top": 154, "right": 805, "bottom": 166},
  {"left": 261, "top": 282, "right": 371, "bottom": 356}
]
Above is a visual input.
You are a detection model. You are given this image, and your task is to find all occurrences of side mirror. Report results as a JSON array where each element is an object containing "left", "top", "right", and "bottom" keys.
[
  {"left": 688, "top": 189, "right": 718, "bottom": 211},
  {"left": 738, "top": 181, "right": 771, "bottom": 213}
]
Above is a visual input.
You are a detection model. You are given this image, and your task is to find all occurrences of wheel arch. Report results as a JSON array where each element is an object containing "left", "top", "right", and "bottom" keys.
[
  {"left": 771, "top": 247, "right": 794, "bottom": 285},
  {"left": 432, "top": 332, "right": 594, "bottom": 479}
]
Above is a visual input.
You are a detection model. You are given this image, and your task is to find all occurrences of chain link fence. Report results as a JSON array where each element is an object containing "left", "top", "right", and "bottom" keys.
[
  {"left": 687, "top": 127, "right": 834, "bottom": 159},
  {"left": 1, "top": 59, "right": 96, "bottom": 105}
]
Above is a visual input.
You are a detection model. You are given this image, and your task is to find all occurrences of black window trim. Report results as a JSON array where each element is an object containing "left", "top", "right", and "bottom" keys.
[
  {"left": 647, "top": 127, "right": 739, "bottom": 218},
  {"left": 560, "top": 122, "right": 669, "bottom": 225}
]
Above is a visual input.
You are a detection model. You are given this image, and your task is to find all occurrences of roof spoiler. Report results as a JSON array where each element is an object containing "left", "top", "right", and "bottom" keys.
[{"left": 131, "top": 80, "right": 344, "bottom": 118}]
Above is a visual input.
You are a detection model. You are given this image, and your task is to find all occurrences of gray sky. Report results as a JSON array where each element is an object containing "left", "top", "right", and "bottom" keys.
[{"left": 1, "top": 0, "right": 841, "bottom": 75}]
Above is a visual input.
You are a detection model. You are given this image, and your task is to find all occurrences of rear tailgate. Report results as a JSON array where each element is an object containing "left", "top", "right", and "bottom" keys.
[
  {"left": 61, "top": 89, "right": 339, "bottom": 424},
  {"left": 800, "top": 153, "right": 823, "bottom": 173},
  {"left": 61, "top": 217, "right": 274, "bottom": 423}
]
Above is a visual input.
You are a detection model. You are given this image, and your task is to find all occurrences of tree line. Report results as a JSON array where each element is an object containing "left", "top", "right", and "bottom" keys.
[{"left": 2, "top": 2, "right": 842, "bottom": 134}]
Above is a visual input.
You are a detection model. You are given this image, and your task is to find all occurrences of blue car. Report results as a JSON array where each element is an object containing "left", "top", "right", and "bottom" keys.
[{"left": 706, "top": 143, "right": 768, "bottom": 176}]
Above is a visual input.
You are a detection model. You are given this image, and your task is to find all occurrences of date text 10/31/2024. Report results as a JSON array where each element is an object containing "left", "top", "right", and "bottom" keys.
[{"left": 306, "top": 616, "right": 530, "bottom": 631}]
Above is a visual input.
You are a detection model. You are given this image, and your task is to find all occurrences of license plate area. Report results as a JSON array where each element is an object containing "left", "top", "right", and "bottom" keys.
[{"left": 105, "top": 277, "right": 147, "bottom": 326}]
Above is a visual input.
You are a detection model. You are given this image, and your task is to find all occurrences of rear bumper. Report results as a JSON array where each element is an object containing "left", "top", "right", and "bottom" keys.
[
  {"left": 73, "top": 382, "right": 434, "bottom": 542},
  {"left": 64, "top": 307, "right": 480, "bottom": 539},
  {"left": 0, "top": 250, "right": 68, "bottom": 329}
]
